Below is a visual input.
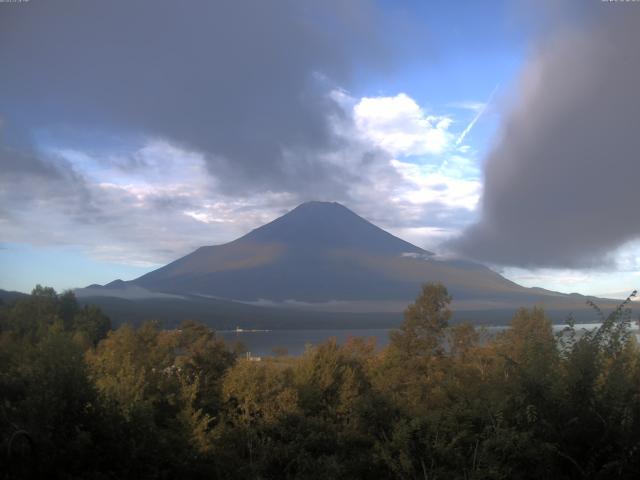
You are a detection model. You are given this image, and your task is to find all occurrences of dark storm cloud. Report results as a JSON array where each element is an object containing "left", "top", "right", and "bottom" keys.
[
  {"left": 450, "top": 4, "right": 640, "bottom": 268},
  {"left": 0, "top": 140, "right": 88, "bottom": 206},
  {"left": 0, "top": 0, "right": 389, "bottom": 194}
]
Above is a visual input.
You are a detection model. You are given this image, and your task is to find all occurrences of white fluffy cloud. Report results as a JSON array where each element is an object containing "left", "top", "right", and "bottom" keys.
[
  {"left": 391, "top": 159, "right": 481, "bottom": 211},
  {"left": 318, "top": 92, "right": 483, "bottom": 251},
  {"left": 331, "top": 89, "right": 481, "bottom": 210},
  {"left": 352, "top": 93, "right": 453, "bottom": 156}
]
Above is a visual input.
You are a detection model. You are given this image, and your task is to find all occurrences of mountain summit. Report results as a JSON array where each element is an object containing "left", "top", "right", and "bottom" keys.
[{"left": 241, "top": 201, "right": 429, "bottom": 255}]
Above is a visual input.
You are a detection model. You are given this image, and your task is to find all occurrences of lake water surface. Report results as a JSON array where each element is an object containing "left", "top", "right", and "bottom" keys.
[
  {"left": 218, "top": 323, "right": 640, "bottom": 357},
  {"left": 218, "top": 328, "right": 392, "bottom": 357}
]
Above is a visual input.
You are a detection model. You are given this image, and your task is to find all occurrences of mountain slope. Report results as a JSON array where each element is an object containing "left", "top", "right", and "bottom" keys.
[{"left": 119, "top": 201, "right": 600, "bottom": 312}]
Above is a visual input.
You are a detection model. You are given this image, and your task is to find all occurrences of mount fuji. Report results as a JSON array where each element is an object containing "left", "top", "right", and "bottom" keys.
[{"left": 76, "top": 202, "right": 619, "bottom": 327}]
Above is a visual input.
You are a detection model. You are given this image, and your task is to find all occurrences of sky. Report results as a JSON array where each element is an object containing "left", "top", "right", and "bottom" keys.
[{"left": 0, "top": 0, "right": 639, "bottom": 299}]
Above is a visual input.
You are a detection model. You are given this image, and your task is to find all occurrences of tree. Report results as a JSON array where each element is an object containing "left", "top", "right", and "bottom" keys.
[
  {"left": 389, "top": 282, "right": 452, "bottom": 358},
  {"left": 73, "top": 304, "right": 111, "bottom": 346}
]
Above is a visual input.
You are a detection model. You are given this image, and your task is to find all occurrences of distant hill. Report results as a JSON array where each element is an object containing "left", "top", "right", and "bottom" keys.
[
  {"left": 0, "top": 288, "right": 29, "bottom": 304},
  {"left": 77, "top": 201, "right": 629, "bottom": 327}
]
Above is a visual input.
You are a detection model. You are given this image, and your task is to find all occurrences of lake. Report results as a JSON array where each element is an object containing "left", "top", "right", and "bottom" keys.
[
  {"left": 218, "top": 323, "right": 640, "bottom": 357},
  {"left": 218, "top": 328, "right": 392, "bottom": 357}
]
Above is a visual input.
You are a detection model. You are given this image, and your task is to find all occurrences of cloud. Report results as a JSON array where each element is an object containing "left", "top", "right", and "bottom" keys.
[
  {"left": 324, "top": 90, "right": 481, "bottom": 248},
  {"left": 0, "top": 140, "right": 92, "bottom": 229},
  {"left": 1, "top": 121, "right": 479, "bottom": 265},
  {"left": 390, "top": 160, "right": 481, "bottom": 211},
  {"left": 0, "top": 132, "right": 296, "bottom": 265},
  {"left": 0, "top": 0, "right": 390, "bottom": 195},
  {"left": 0, "top": 1, "right": 483, "bottom": 266},
  {"left": 500, "top": 263, "right": 639, "bottom": 300},
  {"left": 352, "top": 93, "right": 453, "bottom": 156},
  {"left": 450, "top": 6, "right": 640, "bottom": 269}
]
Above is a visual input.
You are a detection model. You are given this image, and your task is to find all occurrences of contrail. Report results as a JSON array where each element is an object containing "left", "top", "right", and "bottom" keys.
[{"left": 455, "top": 84, "right": 499, "bottom": 146}]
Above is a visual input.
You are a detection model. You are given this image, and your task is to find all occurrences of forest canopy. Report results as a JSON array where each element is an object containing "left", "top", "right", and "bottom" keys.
[{"left": 1, "top": 284, "right": 639, "bottom": 479}]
